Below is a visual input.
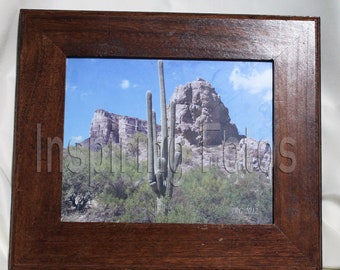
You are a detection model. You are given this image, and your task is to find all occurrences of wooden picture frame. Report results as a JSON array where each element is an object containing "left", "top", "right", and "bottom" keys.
[{"left": 10, "top": 10, "right": 321, "bottom": 269}]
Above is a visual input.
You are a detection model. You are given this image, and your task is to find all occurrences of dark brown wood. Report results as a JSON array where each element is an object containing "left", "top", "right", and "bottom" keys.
[{"left": 10, "top": 10, "right": 321, "bottom": 269}]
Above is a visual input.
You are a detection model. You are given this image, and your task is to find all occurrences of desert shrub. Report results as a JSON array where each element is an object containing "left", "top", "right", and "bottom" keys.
[{"left": 62, "top": 143, "right": 272, "bottom": 224}]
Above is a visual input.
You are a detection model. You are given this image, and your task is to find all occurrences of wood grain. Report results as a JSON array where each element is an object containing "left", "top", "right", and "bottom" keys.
[{"left": 10, "top": 10, "right": 321, "bottom": 269}]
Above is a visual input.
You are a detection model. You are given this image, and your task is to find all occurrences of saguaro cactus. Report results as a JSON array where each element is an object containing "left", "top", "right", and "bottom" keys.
[{"left": 146, "top": 60, "right": 182, "bottom": 207}]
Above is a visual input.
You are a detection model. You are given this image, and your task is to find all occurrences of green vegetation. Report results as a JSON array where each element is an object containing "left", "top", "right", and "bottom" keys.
[{"left": 62, "top": 136, "right": 272, "bottom": 224}]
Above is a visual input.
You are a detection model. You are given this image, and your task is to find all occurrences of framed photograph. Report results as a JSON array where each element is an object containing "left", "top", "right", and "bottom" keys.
[
  {"left": 10, "top": 10, "right": 321, "bottom": 269},
  {"left": 61, "top": 58, "right": 273, "bottom": 224}
]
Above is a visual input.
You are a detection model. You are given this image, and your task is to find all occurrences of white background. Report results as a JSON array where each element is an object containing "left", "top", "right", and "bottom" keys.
[{"left": 0, "top": 1, "right": 339, "bottom": 269}]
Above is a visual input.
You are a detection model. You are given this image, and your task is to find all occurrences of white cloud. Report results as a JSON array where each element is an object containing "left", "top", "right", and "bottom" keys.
[
  {"left": 263, "top": 90, "right": 273, "bottom": 102},
  {"left": 70, "top": 136, "right": 83, "bottom": 143},
  {"left": 88, "top": 58, "right": 98, "bottom": 63},
  {"left": 66, "top": 83, "right": 78, "bottom": 92},
  {"left": 229, "top": 67, "right": 272, "bottom": 95},
  {"left": 120, "top": 79, "right": 130, "bottom": 89},
  {"left": 80, "top": 92, "right": 90, "bottom": 98}
]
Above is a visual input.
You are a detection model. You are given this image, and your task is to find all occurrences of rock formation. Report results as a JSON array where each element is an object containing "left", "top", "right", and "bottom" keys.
[
  {"left": 85, "top": 109, "right": 151, "bottom": 146},
  {"left": 84, "top": 78, "right": 244, "bottom": 148},
  {"left": 169, "top": 78, "right": 243, "bottom": 146}
]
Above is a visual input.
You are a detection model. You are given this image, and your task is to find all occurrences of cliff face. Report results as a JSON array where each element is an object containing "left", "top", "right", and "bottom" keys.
[{"left": 88, "top": 109, "right": 149, "bottom": 145}]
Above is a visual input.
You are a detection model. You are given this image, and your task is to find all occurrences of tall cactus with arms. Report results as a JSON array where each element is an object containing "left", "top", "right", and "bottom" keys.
[{"left": 146, "top": 60, "right": 182, "bottom": 215}]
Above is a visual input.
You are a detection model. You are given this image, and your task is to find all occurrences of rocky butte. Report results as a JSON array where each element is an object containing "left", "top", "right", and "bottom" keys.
[
  {"left": 82, "top": 109, "right": 152, "bottom": 147},
  {"left": 169, "top": 78, "right": 244, "bottom": 146}
]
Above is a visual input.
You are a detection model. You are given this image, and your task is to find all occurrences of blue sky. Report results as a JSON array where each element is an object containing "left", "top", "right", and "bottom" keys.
[{"left": 64, "top": 58, "right": 272, "bottom": 146}]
